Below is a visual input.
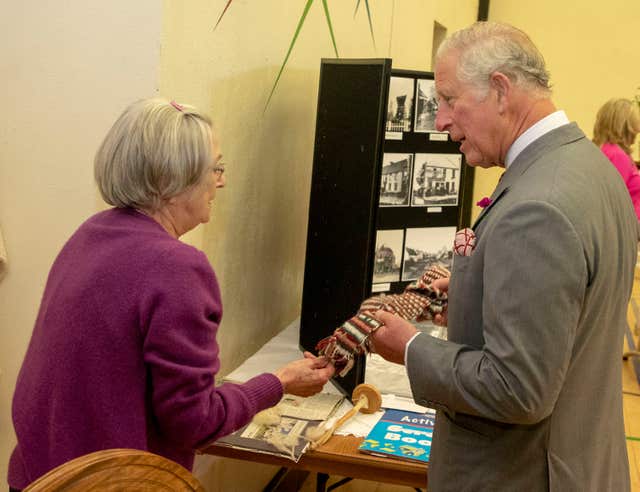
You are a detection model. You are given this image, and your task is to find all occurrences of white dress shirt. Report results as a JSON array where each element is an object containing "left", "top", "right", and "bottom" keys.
[{"left": 505, "top": 110, "right": 569, "bottom": 169}]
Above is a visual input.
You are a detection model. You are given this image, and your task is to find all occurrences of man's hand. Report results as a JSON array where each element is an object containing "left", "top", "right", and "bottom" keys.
[
  {"left": 369, "top": 311, "right": 419, "bottom": 365},
  {"left": 274, "top": 352, "right": 335, "bottom": 397}
]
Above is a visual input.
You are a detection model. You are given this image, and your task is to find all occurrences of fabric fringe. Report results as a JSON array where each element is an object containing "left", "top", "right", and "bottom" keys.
[{"left": 316, "top": 264, "right": 450, "bottom": 376}]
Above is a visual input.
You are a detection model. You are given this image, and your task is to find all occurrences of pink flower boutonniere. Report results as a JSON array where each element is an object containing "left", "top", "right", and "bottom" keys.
[{"left": 476, "top": 197, "right": 493, "bottom": 208}]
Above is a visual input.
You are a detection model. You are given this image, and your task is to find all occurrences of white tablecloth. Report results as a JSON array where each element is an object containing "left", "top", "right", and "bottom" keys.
[{"left": 225, "top": 318, "right": 429, "bottom": 437}]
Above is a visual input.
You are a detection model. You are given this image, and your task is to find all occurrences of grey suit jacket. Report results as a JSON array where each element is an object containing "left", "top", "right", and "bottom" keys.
[{"left": 407, "top": 123, "right": 637, "bottom": 491}]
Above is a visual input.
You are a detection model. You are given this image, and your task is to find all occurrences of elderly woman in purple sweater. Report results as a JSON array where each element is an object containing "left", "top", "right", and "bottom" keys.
[
  {"left": 593, "top": 98, "right": 640, "bottom": 221},
  {"left": 8, "top": 98, "right": 335, "bottom": 491}
]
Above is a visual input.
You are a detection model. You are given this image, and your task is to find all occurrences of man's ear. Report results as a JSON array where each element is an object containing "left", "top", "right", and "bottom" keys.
[{"left": 490, "top": 71, "right": 511, "bottom": 113}]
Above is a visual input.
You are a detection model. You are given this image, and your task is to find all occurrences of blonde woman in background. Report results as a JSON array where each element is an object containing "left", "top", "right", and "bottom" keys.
[{"left": 593, "top": 98, "right": 640, "bottom": 221}]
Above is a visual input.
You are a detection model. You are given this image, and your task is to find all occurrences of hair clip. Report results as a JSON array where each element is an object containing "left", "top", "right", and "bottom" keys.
[{"left": 169, "top": 100, "right": 184, "bottom": 112}]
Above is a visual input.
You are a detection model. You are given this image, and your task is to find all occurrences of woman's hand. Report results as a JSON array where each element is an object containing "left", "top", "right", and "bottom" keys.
[{"left": 274, "top": 352, "right": 335, "bottom": 396}]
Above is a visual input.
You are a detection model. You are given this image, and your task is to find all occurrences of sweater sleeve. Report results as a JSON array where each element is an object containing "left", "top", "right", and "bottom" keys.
[{"left": 139, "top": 244, "right": 283, "bottom": 449}]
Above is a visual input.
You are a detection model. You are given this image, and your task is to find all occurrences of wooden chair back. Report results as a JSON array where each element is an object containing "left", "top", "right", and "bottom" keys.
[{"left": 23, "top": 448, "right": 205, "bottom": 491}]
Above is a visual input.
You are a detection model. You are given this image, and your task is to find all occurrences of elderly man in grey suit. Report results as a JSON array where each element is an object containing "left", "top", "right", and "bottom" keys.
[{"left": 371, "top": 21, "right": 637, "bottom": 491}]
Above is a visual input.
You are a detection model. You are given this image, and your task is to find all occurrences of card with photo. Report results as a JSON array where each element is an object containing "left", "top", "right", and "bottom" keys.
[
  {"left": 373, "top": 229, "right": 404, "bottom": 284},
  {"left": 402, "top": 227, "right": 455, "bottom": 281},
  {"left": 411, "top": 153, "right": 462, "bottom": 207},
  {"left": 386, "top": 77, "right": 415, "bottom": 133},
  {"left": 414, "top": 79, "right": 438, "bottom": 133},
  {"left": 379, "top": 153, "right": 413, "bottom": 207}
]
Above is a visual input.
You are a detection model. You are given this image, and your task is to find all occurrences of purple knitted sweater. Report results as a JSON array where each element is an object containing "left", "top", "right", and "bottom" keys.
[{"left": 8, "top": 208, "right": 283, "bottom": 489}]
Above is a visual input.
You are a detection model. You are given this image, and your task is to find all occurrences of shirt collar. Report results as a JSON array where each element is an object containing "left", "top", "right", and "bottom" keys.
[{"left": 504, "top": 110, "right": 570, "bottom": 169}]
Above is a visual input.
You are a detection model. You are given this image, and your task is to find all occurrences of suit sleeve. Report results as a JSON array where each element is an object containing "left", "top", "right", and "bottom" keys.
[
  {"left": 407, "top": 200, "right": 587, "bottom": 424},
  {"left": 140, "top": 246, "right": 283, "bottom": 448}
]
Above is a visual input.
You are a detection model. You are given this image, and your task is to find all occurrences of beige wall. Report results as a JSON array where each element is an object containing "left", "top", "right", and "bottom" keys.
[
  {"left": 160, "top": 0, "right": 477, "bottom": 377},
  {"left": 471, "top": 0, "right": 640, "bottom": 222},
  {"left": 0, "top": 0, "right": 478, "bottom": 488},
  {"left": 0, "top": 0, "right": 161, "bottom": 483},
  {"left": 161, "top": 0, "right": 476, "bottom": 488},
  {"left": 7, "top": 0, "right": 637, "bottom": 490}
]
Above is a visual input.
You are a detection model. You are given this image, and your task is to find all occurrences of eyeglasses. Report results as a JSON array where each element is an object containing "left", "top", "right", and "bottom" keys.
[{"left": 212, "top": 164, "right": 225, "bottom": 177}]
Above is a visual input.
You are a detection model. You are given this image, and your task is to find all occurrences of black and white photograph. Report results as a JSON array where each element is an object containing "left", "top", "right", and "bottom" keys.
[
  {"left": 411, "top": 153, "right": 462, "bottom": 206},
  {"left": 385, "top": 77, "right": 414, "bottom": 133},
  {"left": 414, "top": 79, "right": 438, "bottom": 133},
  {"left": 373, "top": 229, "right": 404, "bottom": 284},
  {"left": 379, "top": 153, "right": 413, "bottom": 206},
  {"left": 402, "top": 227, "right": 455, "bottom": 281}
]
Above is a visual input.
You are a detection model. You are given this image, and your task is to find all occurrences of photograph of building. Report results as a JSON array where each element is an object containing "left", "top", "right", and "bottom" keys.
[
  {"left": 401, "top": 227, "right": 455, "bottom": 281},
  {"left": 373, "top": 229, "right": 404, "bottom": 284},
  {"left": 379, "top": 153, "right": 413, "bottom": 206},
  {"left": 414, "top": 79, "right": 438, "bottom": 132},
  {"left": 385, "top": 77, "right": 415, "bottom": 133},
  {"left": 411, "top": 153, "right": 462, "bottom": 206}
]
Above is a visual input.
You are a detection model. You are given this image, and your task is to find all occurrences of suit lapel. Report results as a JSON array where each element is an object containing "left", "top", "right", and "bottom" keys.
[
  {"left": 472, "top": 185, "right": 509, "bottom": 230},
  {"left": 471, "top": 123, "right": 585, "bottom": 231}
]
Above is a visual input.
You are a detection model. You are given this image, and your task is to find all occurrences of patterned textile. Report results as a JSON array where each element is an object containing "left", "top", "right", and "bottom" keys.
[
  {"left": 316, "top": 264, "right": 451, "bottom": 376},
  {"left": 454, "top": 227, "right": 476, "bottom": 256}
]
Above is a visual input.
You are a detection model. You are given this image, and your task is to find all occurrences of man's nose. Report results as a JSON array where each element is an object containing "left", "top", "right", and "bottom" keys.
[{"left": 435, "top": 108, "right": 450, "bottom": 132}]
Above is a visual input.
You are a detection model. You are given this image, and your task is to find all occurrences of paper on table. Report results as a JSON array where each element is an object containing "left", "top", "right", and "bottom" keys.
[
  {"left": 381, "top": 394, "right": 429, "bottom": 413},
  {"left": 329, "top": 399, "right": 384, "bottom": 437},
  {"left": 278, "top": 392, "right": 344, "bottom": 421},
  {"left": 332, "top": 394, "right": 430, "bottom": 437}
]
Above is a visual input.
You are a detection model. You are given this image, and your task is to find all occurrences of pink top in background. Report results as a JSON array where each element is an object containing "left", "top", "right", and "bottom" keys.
[{"left": 600, "top": 142, "right": 640, "bottom": 221}]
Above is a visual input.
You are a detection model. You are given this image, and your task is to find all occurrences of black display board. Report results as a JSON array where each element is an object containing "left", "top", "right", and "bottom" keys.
[{"left": 300, "top": 59, "right": 472, "bottom": 399}]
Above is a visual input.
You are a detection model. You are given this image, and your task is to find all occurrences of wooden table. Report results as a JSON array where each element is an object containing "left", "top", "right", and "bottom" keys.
[
  {"left": 206, "top": 320, "right": 428, "bottom": 491},
  {"left": 201, "top": 434, "right": 427, "bottom": 491}
]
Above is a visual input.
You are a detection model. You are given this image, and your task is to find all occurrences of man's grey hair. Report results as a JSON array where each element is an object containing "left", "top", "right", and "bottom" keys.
[
  {"left": 95, "top": 98, "right": 213, "bottom": 212},
  {"left": 437, "top": 21, "right": 551, "bottom": 98}
]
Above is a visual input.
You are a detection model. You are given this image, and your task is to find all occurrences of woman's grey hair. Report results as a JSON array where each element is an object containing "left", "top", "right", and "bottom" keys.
[
  {"left": 436, "top": 21, "right": 551, "bottom": 98},
  {"left": 95, "top": 98, "right": 213, "bottom": 212}
]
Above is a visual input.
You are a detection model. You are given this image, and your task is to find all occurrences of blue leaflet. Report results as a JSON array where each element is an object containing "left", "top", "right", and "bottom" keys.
[{"left": 359, "top": 408, "right": 436, "bottom": 463}]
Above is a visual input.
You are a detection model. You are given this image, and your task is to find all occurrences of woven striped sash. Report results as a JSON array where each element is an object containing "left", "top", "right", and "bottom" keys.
[{"left": 316, "top": 264, "right": 450, "bottom": 376}]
